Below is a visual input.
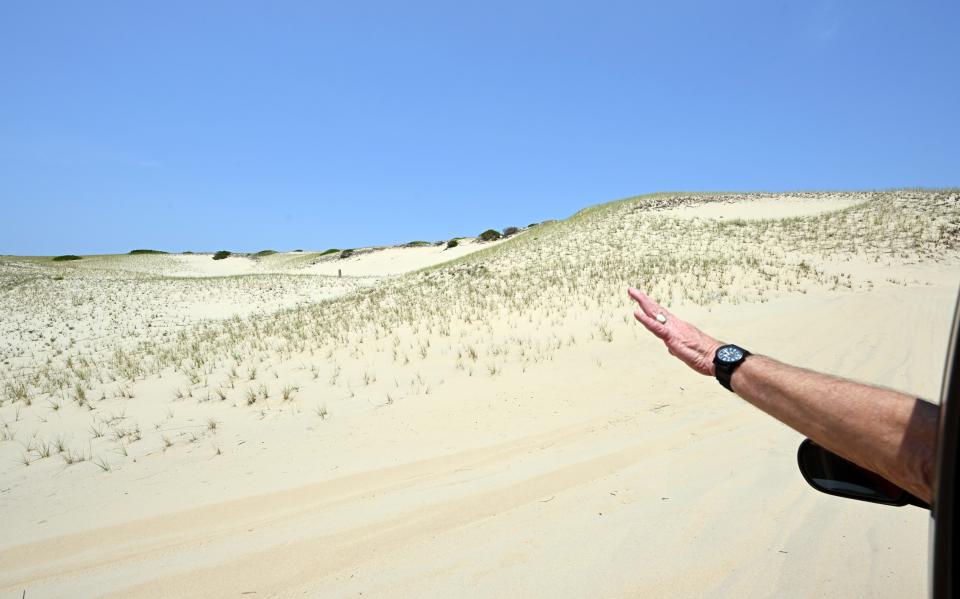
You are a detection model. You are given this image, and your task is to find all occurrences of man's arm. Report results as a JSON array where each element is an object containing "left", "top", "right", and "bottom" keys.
[
  {"left": 731, "top": 355, "right": 937, "bottom": 502},
  {"left": 628, "top": 287, "right": 938, "bottom": 503}
]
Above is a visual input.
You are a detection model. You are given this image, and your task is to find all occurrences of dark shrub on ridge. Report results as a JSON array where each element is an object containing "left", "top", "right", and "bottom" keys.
[{"left": 213, "top": 251, "right": 231, "bottom": 260}]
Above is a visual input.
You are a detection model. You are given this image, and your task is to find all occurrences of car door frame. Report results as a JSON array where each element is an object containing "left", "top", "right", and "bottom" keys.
[{"left": 931, "top": 292, "right": 959, "bottom": 599}]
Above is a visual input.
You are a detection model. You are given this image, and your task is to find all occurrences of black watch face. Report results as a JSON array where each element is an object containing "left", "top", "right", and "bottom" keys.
[{"left": 717, "top": 345, "right": 744, "bottom": 363}]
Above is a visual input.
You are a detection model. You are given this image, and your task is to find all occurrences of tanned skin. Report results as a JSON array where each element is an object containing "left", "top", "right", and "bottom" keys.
[{"left": 628, "top": 287, "right": 938, "bottom": 503}]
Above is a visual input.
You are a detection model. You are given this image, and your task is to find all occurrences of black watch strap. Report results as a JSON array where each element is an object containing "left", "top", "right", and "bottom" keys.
[{"left": 714, "top": 347, "right": 751, "bottom": 392}]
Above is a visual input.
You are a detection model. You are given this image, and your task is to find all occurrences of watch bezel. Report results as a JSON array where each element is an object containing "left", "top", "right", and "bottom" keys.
[{"left": 716, "top": 345, "right": 745, "bottom": 364}]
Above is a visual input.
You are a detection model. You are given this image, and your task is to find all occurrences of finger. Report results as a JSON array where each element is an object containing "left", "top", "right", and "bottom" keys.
[
  {"left": 627, "top": 287, "right": 663, "bottom": 318},
  {"left": 628, "top": 287, "right": 678, "bottom": 322},
  {"left": 634, "top": 309, "right": 668, "bottom": 340}
]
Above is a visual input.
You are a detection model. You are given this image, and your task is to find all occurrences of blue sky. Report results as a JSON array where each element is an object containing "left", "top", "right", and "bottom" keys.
[{"left": 2, "top": 1, "right": 957, "bottom": 255}]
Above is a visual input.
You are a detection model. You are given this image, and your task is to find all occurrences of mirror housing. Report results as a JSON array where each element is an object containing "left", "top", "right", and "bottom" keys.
[{"left": 797, "top": 439, "right": 930, "bottom": 509}]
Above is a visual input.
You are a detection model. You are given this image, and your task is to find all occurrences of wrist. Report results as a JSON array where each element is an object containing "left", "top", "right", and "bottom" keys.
[
  {"left": 706, "top": 341, "right": 725, "bottom": 377},
  {"left": 729, "top": 353, "right": 764, "bottom": 392}
]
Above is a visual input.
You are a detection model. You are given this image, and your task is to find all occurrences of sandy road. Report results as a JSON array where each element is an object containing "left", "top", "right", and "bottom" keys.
[{"left": 1, "top": 409, "right": 744, "bottom": 597}]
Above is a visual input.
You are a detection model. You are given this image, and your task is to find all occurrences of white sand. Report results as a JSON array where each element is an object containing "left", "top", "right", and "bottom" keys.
[
  {"left": 0, "top": 190, "right": 956, "bottom": 598},
  {"left": 661, "top": 193, "right": 866, "bottom": 220}
]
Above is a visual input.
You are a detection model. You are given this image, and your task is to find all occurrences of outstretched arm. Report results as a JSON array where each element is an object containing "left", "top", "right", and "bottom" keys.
[{"left": 628, "top": 287, "right": 938, "bottom": 503}]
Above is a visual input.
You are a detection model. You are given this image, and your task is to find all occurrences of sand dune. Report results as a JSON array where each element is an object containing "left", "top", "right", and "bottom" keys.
[{"left": 1, "top": 190, "right": 957, "bottom": 597}]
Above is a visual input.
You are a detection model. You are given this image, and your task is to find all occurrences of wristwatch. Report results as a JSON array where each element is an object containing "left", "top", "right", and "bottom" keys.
[{"left": 714, "top": 344, "right": 751, "bottom": 392}]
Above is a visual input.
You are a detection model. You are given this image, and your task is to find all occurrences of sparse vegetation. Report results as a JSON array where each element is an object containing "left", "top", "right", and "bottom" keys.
[
  {"left": 254, "top": 250, "right": 278, "bottom": 257},
  {"left": 0, "top": 189, "right": 956, "bottom": 500},
  {"left": 320, "top": 248, "right": 340, "bottom": 256},
  {"left": 52, "top": 255, "right": 82, "bottom": 261},
  {"left": 128, "top": 249, "right": 168, "bottom": 255},
  {"left": 340, "top": 249, "right": 354, "bottom": 259}
]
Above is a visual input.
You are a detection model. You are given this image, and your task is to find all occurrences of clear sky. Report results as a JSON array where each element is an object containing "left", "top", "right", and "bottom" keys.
[{"left": 2, "top": 1, "right": 958, "bottom": 255}]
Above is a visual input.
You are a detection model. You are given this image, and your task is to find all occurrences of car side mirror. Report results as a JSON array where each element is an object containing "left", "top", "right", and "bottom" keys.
[{"left": 797, "top": 439, "right": 930, "bottom": 510}]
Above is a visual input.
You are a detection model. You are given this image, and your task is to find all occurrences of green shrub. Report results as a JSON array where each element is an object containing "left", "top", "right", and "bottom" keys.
[
  {"left": 404, "top": 240, "right": 432, "bottom": 247},
  {"left": 213, "top": 251, "right": 231, "bottom": 260},
  {"left": 293, "top": 249, "right": 303, "bottom": 252},
  {"left": 52, "top": 255, "right": 82, "bottom": 262},
  {"left": 339, "top": 249, "right": 354, "bottom": 259},
  {"left": 253, "top": 250, "right": 277, "bottom": 257},
  {"left": 478, "top": 229, "right": 502, "bottom": 241},
  {"left": 446, "top": 239, "right": 459, "bottom": 249},
  {"left": 319, "top": 248, "right": 340, "bottom": 256},
  {"left": 527, "top": 223, "right": 538, "bottom": 228},
  {"left": 128, "top": 249, "right": 167, "bottom": 255},
  {"left": 502, "top": 226, "right": 519, "bottom": 236}
]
